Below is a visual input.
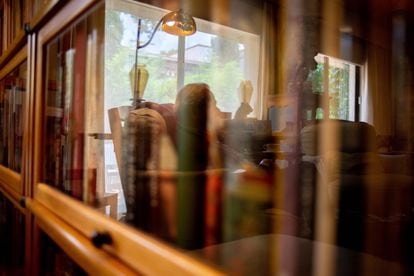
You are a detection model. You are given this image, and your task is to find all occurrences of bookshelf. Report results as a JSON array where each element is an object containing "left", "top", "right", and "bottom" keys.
[{"left": 0, "top": 0, "right": 28, "bottom": 57}]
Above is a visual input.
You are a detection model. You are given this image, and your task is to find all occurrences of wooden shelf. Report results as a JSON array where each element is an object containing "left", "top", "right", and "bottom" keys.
[
  {"left": 35, "top": 183, "right": 224, "bottom": 275},
  {"left": 0, "top": 165, "right": 22, "bottom": 198},
  {"left": 26, "top": 197, "right": 137, "bottom": 275},
  {"left": 0, "top": 31, "right": 26, "bottom": 68}
]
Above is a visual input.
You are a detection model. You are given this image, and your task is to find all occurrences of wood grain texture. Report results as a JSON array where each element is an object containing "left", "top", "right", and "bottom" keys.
[
  {"left": 26, "top": 197, "right": 137, "bottom": 276},
  {"left": 0, "top": 165, "right": 22, "bottom": 196},
  {"left": 35, "top": 183, "right": 224, "bottom": 275}
]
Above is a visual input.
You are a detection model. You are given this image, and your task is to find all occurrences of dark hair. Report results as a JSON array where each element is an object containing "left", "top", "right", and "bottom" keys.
[{"left": 175, "top": 83, "right": 215, "bottom": 111}]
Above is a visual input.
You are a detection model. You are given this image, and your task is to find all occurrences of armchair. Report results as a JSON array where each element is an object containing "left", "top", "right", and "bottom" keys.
[{"left": 300, "top": 120, "right": 414, "bottom": 263}]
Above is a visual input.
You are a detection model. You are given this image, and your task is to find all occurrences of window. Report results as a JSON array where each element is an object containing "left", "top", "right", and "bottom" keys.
[
  {"left": 306, "top": 53, "right": 361, "bottom": 121},
  {"left": 104, "top": 0, "right": 261, "bottom": 214},
  {"left": 105, "top": 0, "right": 260, "bottom": 116}
]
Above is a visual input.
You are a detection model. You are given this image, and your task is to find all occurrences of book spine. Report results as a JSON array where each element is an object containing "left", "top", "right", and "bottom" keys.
[
  {"left": 176, "top": 103, "right": 208, "bottom": 249},
  {"left": 4, "top": 79, "right": 12, "bottom": 168},
  {"left": 62, "top": 48, "right": 75, "bottom": 194},
  {"left": 0, "top": 80, "right": 5, "bottom": 164},
  {"left": 70, "top": 20, "right": 87, "bottom": 200}
]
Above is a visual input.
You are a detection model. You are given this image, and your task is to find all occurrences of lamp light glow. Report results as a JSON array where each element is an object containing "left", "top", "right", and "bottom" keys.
[
  {"left": 160, "top": 9, "right": 197, "bottom": 36},
  {"left": 132, "top": 9, "right": 196, "bottom": 103}
]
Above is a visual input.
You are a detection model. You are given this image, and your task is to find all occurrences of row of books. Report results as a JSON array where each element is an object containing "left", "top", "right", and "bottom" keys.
[
  {"left": 43, "top": 6, "right": 104, "bottom": 203},
  {"left": 0, "top": 0, "right": 27, "bottom": 56},
  {"left": 0, "top": 73, "right": 26, "bottom": 172},
  {"left": 121, "top": 165, "right": 274, "bottom": 250}
]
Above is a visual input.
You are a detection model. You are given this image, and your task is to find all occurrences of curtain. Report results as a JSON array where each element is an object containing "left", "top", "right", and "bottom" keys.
[
  {"left": 257, "top": 1, "right": 279, "bottom": 120},
  {"left": 363, "top": 44, "right": 392, "bottom": 136}
]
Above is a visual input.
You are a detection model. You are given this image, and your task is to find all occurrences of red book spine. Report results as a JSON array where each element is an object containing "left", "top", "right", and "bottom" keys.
[{"left": 70, "top": 20, "right": 87, "bottom": 199}]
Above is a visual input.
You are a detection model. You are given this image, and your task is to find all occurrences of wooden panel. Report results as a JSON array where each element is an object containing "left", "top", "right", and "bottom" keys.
[
  {"left": 28, "top": 0, "right": 61, "bottom": 31},
  {"left": 26, "top": 198, "right": 136, "bottom": 276},
  {"left": 35, "top": 183, "right": 224, "bottom": 276},
  {"left": 0, "top": 44, "right": 27, "bottom": 79},
  {"left": 0, "top": 29, "right": 25, "bottom": 68},
  {"left": 35, "top": 0, "right": 98, "bottom": 45},
  {"left": 0, "top": 46, "right": 27, "bottom": 199}
]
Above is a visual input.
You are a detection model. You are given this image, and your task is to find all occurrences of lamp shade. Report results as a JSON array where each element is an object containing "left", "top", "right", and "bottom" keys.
[{"left": 161, "top": 9, "right": 196, "bottom": 36}]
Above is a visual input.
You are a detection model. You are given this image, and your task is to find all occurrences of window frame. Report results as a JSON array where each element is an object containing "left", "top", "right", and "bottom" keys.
[
  {"left": 107, "top": 0, "right": 261, "bottom": 116},
  {"left": 314, "top": 53, "right": 362, "bottom": 122}
]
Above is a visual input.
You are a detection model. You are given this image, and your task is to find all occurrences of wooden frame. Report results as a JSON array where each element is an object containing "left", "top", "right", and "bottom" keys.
[
  {"left": 28, "top": 0, "right": 62, "bottom": 32},
  {"left": 26, "top": 197, "right": 136, "bottom": 276},
  {"left": 35, "top": 184, "right": 224, "bottom": 275},
  {"left": 0, "top": 46, "right": 27, "bottom": 200},
  {"left": 0, "top": 166, "right": 22, "bottom": 200},
  {"left": 0, "top": 0, "right": 27, "bottom": 68}
]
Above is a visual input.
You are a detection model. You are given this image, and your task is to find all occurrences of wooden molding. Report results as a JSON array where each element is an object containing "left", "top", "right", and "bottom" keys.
[
  {"left": 0, "top": 165, "right": 23, "bottom": 196},
  {"left": 0, "top": 45, "right": 27, "bottom": 80},
  {"left": 28, "top": 0, "right": 62, "bottom": 32},
  {"left": 23, "top": 34, "right": 37, "bottom": 198},
  {"left": 0, "top": 31, "right": 26, "bottom": 69},
  {"left": 36, "top": 0, "right": 99, "bottom": 45},
  {"left": 35, "top": 183, "right": 224, "bottom": 275},
  {"left": 26, "top": 198, "right": 136, "bottom": 276}
]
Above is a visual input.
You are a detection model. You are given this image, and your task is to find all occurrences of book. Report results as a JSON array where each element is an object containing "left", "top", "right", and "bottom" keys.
[
  {"left": 0, "top": 79, "right": 5, "bottom": 164},
  {"left": 13, "top": 78, "right": 25, "bottom": 172},
  {"left": 44, "top": 39, "right": 64, "bottom": 189},
  {"left": 176, "top": 102, "right": 209, "bottom": 249},
  {"left": 62, "top": 48, "right": 75, "bottom": 194},
  {"left": 4, "top": 77, "right": 12, "bottom": 168},
  {"left": 82, "top": 20, "right": 103, "bottom": 203}
]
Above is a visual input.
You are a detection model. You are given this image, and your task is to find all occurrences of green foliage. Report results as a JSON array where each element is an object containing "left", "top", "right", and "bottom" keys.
[
  {"left": 105, "top": 11, "right": 245, "bottom": 114},
  {"left": 105, "top": 10, "right": 123, "bottom": 59},
  {"left": 185, "top": 60, "right": 243, "bottom": 112},
  {"left": 143, "top": 56, "right": 177, "bottom": 103},
  {"left": 306, "top": 63, "right": 324, "bottom": 94},
  {"left": 105, "top": 10, "right": 133, "bottom": 108},
  {"left": 306, "top": 62, "right": 350, "bottom": 120}
]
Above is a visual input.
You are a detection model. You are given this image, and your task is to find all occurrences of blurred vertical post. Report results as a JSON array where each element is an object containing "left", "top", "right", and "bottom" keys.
[{"left": 312, "top": 1, "right": 342, "bottom": 276}]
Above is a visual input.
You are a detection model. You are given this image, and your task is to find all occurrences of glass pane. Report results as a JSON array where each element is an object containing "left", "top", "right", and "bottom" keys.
[
  {"left": 42, "top": 2, "right": 113, "bottom": 215},
  {"left": 0, "top": 193, "right": 25, "bottom": 275},
  {"left": 306, "top": 54, "right": 356, "bottom": 121},
  {"left": 0, "top": 61, "right": 27, "bottom": 172},
  {"left": 42, "top": 0, "right": 414, "bottom": 274},
  {"left": 184, "top": 30, "right": 259, "bottom": 117}
]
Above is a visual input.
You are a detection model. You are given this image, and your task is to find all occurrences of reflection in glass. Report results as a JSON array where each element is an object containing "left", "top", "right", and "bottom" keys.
[
  {"left": 41, "top": 0, "right": 414, "bottom": 274},
  {"left": 43, "top": 3, "right": 106, "bottom": 204},
  {"left": 0, "top": 61, "right": 27, "bottom": 172}
]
